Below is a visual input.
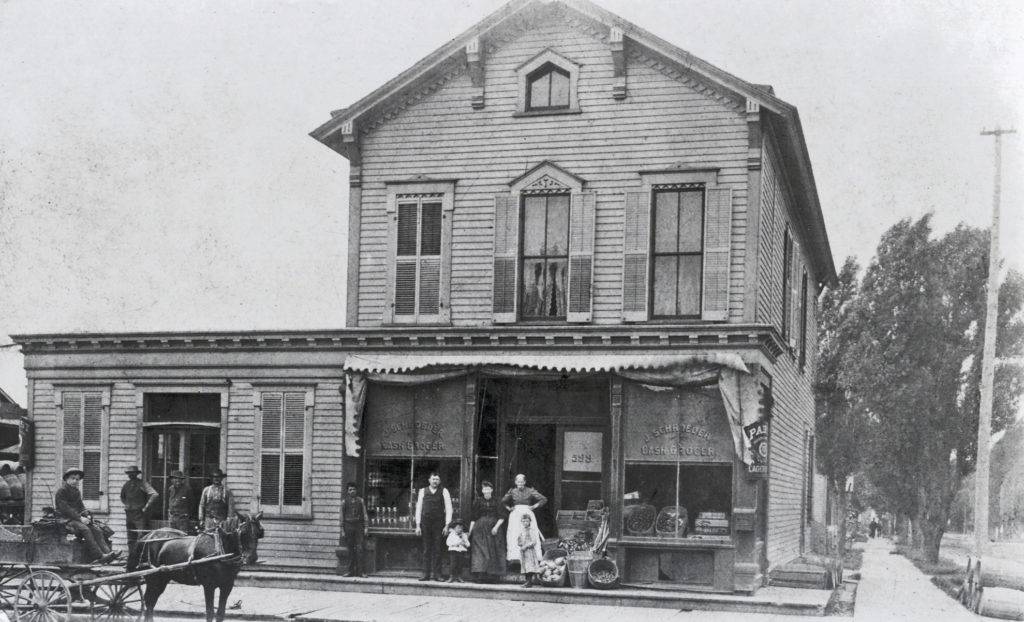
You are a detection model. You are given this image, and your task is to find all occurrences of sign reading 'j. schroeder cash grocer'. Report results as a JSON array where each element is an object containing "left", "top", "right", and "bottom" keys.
[
  {"left": 364, "top": 379, "right": 464, "bottom": 458},
  {"left": 623, "top": 383, "right": 734, "bottom": 463}
]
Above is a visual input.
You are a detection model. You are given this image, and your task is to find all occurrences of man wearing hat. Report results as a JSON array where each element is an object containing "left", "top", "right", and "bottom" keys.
[
  {"left": 120, "top": 466, "right": 158, "bottom": 552},
  {"left": 55, "top": 467, "right": 119, "bottom": 563},
  {"left": 198, "top": 468, "right": 233, "bottom": 531},
  {"left": 165, "top": 470, "right": 194, "bottom": 533}
]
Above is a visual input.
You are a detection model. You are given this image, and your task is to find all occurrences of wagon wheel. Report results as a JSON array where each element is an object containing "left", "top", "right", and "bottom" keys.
[
  {"left": 88, "top": 580, "right": 143, "bottom": 622},
  {"left": 12, "top": 569, "right": 71, "bottom": 622},
  {"left": 0, "top": 564, "right": 27, "bottom": 602}
]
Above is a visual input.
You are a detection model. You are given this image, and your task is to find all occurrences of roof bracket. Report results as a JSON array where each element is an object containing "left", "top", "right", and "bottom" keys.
[
  {"left": 609, "top": 27, "right": 627, "bottom": 100},
  {"left": 466, "top": 37, "right": 486, "bottom": 109}
]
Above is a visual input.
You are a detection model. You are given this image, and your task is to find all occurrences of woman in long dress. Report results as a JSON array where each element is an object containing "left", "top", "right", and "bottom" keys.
[
  {"left": 502, "top": 473, "right": 546, "bottom": 563},
  {"left": 468, "top": 481, "right": 506, "bottom": 582}
]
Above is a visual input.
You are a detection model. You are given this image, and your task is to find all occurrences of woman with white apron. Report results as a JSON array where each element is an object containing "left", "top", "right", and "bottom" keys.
[{"left": 502, "top": 474, "right": 547, "bottom": 563}]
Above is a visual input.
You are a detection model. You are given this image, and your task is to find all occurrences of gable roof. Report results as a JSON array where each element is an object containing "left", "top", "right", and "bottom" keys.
[
  {"left": 0, "top": 386, "right": 16, "bottom": 406},
  {"left": 310, "top": 0, "right": 836, "bottom": 285}
]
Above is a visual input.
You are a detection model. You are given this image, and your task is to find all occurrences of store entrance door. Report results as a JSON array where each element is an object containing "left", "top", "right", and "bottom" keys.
[
  {"left": 144, "top": 428, "right": 220, "bottom": 523},
  {"left": 503, "top": 423, "right": 556, "bottom": 536}
]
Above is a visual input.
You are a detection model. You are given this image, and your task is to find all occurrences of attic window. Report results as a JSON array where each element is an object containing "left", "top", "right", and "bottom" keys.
[
  {"left": 527, "top": 64, "right": 570, "bottom": 111},
  {"left": 515, "top": 49, "right": 580, "bottom": 116}
]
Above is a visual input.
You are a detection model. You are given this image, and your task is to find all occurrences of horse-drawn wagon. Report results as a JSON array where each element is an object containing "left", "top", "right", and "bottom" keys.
[{"left": 0, "top": 517, "right": 260, "bottom": 622}]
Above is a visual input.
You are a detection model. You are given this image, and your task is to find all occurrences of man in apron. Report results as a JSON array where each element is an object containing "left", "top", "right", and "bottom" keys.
[{"left": 199, "top": 468, "right": 233, "bottom": 554}]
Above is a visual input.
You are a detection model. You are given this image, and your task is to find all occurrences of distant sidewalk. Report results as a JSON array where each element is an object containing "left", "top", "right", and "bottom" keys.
[{"left": 853, "top": 537, "right": 981, "bottom": 622}]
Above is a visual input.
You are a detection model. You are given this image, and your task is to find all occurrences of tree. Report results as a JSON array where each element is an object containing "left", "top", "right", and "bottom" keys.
[
  {"left": 814, "top": 256, "right": 869, "bottom": 559},
  {"left": 841, "top": 216, "right": 1024, "bottom": 562}
]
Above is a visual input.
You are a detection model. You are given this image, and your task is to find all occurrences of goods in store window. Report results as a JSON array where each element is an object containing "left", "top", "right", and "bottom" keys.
[
  {"left": 655, "top": 506, "right": 688, "bottom": 537},
  {"left": 622, "top": 502, "right": 656, "bottom": 536}
]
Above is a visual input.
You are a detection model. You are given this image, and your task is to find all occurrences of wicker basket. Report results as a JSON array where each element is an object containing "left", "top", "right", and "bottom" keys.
[
  {"left": 587, "top": 557, "right": 620, "bottom": 590},
  {"left": 537, "top": 548, "right": 569, "bottom": 587}
]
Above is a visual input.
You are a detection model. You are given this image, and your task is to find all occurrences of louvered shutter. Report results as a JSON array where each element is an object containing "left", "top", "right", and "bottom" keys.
[
  {"left": 282, "top": 393, "right": 306, "bottom": 506},
  {"left": 790, "top": 241, "right": 804, "bottom": 349},
  {"left": 260, "top": 393, "right": 283, "bottom": 506},
  {"left": 701, "top": 187, "right": 733, "bottom": 321},
  {"left": 418, "top": 203, "right": 442, "bottom": 316},
  {"left": 81, "top": 394, "right": 103, "bottom": 501},
  {"left": 62, "top": 393, "right": 82, "bottom": 485},
  {"left": 492, "top": 193, "right": 519, "bottom": 323},
  {"left": 393, "top": 203, "right": 419, "bottom": 318},
  {"left": 567, "top": 191, "right": 596, "bottom": 322},
  {"left": 621, "top": 191, "right": 650, "bottom": 322}
]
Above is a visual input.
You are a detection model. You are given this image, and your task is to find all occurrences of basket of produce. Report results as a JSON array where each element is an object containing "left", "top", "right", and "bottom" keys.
[
  {"left": 622, "top": 503, "right": 656, "bottom": 536},
  {"left": 537, "top": 549, "right": 569, "bottom": 587},
  {"left": 655, "top": 506, "right": 688, "bottom": 538},
  {"left": 557, "top": 529, "right": 595, "bottom": 554},
  {"left": 587, "top": 556, "right": 620, "bottom": 590}
]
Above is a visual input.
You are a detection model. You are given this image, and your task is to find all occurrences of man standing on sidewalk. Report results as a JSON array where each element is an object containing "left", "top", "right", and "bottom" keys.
[
  {"left": 166, "top": 470, "right": 194, "bottom": 533},
  {"left": 415, "top": 472, "right": 452, "bottom": 581},
  {"left": 121, "top": 466, "right": 159, "bottom": 552},
  {"left": 340, "top": 482, "right": 369, "bottom": 577}
]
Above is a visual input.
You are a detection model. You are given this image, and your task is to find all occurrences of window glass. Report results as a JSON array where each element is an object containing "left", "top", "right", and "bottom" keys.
[
  {"left": 522, "top": 196, "right": 547, "bottom": 256},
  {"left": 545, "top": 194, "right": 570, "bottom": 254},
  {"left": 527, "top": 64, "right": 570, "bottom": 110},
  {"left": 549, "top": 70, "right": 570, "bottom": 108},
  {"left": 529, "top": 72, "right": 551, "bottom": 110},
  {"left": 521, "top": 194, "right": 569, "bottom": 319},
  {"left": 651, "top": 188, "right": 704, "bottom": 318}
]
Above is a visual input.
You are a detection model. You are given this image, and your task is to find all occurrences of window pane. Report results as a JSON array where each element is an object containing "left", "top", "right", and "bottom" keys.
[
  {"left": 522, "top": 258, "right": 547, "bottom": 318},
  {"left": 283, "top": 454, "right": 304, "bottom": 506},
  {"left": 678, "top": 255, "right": 702, "bottom": 316},
  {"left": 545, "top": 195, "right": 569, "bottom": 255},
  {"left": 420, "top": 203, "right": 442, "bottom": 256},
  {"left": 654, "top": 192, "right": 679, "bottom": 253},
  {"left": 260, "top": 455, "right": 280, "bottom": 505},
  {"left": 549, "top": 69, "right": 570, "bottom": 108},
  {"left": 522, "top": 197, "right": 547, "bottom": 256},
  {"left": 678, "top": 190, "right": 703, "bottom": 253},
  {"left": 653, "top": 255, "right": 678, "bottom": 316},
  {"left": 396, "top": 203, "right": 418, "bottom": 256},
  {"left": 529, "top": 72, "right": 550, "bottom": 109},
  {"left": 394, "top": 261, "right": 417, "bottom": 315},
  {"left": 545, "top": 258, "right": 567, "bottom": 317}
]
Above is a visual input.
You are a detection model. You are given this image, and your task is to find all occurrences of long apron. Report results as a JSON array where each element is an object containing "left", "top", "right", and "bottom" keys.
[
  {"left": 470, "top": 514, "right": 505, "bottom": 575},
  {"left": 505, "top": 505, "right": 543, "bottom": 562}
]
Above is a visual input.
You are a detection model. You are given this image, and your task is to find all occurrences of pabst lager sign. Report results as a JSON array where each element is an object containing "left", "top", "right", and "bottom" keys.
[{"left": 743, "top": 420, "right": 769, "bottom": 475}]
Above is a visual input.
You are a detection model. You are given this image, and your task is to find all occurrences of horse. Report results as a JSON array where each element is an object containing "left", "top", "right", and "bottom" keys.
[{"left": 128, "top": 512, "right": 264, "bottom": 622}]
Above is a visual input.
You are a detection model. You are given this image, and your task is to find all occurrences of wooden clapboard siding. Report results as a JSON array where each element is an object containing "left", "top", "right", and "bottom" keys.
[
  {"left": 29, "top": 382, "right": 57, "bottom": 518},
  {"left": 106, "top": 382, "right": 140, "bottom": 549},
  {"left": 356, "top": 15, "right": 750, "bottom": 326}
]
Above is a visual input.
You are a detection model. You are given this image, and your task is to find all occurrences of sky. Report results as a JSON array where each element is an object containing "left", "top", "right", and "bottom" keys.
[{"left": 1, "top": 0, "right": 1023, "bottom": 406}]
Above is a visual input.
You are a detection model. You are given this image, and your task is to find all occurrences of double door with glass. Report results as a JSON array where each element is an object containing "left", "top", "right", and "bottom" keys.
[{"left": 144, "top": 428, "right": 220, "bottom": 522}]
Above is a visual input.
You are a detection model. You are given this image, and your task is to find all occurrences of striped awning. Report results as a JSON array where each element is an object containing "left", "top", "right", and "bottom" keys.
[{"left": 342, "top": 352, "right": 749, "bottom": 375}]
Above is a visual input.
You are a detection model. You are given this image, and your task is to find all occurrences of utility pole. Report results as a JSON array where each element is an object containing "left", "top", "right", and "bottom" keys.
[{"left": 975, "top": 126, "right": 1015, "bottom": 556}]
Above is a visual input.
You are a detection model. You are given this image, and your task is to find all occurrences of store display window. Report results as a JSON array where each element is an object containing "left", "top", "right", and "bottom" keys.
[{"left": 362, "top": 379, "right": 465, "bottom": 529}]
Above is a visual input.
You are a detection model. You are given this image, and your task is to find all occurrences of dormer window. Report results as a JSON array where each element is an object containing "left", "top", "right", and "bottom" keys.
[
  {"left": 527, "top": 64, "right": 570, "bottom": 111},
  {"left": 515, "top": 49, "right": 580, "bottom": 116}
]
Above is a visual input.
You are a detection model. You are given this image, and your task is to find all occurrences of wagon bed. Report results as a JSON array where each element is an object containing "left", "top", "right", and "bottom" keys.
[{"left": 0, "top": 524, "right": 235, "bottom": 622}]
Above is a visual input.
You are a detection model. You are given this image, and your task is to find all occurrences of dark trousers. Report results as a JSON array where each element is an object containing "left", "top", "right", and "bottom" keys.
[
  {"left": 449, "top": 551, "right": 467, "bottom": 579},
  {"left": 67, "top": 520, "right": 110, "bottom": 561},
  {"left": 125, "top": 511, "right": 148, "bottom": 552},
  {"left": 420, "top": 518, "right": 445, "bottom": 578},
  {"left": 169, "top": 513, "right": 191, "bottom": 533},
  {"left": 343, "top": 520, "right": 365, "bottom": 575}
]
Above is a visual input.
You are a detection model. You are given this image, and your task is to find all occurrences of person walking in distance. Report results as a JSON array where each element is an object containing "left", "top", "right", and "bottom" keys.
[
  {"left": 120, "top": 466, "right": 158, "bottom": 553},
  {"left": 55, "top": 467, "right": 119, "bottom": 563},
  {"left": 340, "top": 482, "right": 369, "bottom": 577},
  {"left": 165, "top": 470, "right": 194, "bottom": 533},
  {"left": 415, "top": 472, "right": 452, "bottom": 581}
]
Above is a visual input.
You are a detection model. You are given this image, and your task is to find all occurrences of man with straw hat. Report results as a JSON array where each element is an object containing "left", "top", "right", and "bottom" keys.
[
  {"left": 55, "top": 467, "right": 119, "bottom": 563},
  {"left": 120, "top": 466, "right": 158, "bottom": 552},
  {"left": 166, "top": 470, "right": 194, "bottom": 533},
  {"left": 199, "top": 468, "right": 233, "bottom": 531}
]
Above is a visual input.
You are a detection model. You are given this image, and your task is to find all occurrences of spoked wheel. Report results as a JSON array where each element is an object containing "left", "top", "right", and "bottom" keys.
[
  {"left": 87, "top": 581, "right": 143, "bottom": 622},
  {"left": 12, "top": 570, "right": 71, "bottom": 622},
  {"left": 0, "top": 564, "right": 28, "bottom": 607}
]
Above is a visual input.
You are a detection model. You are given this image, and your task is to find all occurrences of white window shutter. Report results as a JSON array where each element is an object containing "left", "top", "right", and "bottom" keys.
[
  {"left": 701, "top": 187, "right": 733, "bottom": 321},
  {"left": 567, "top": 191, "right": 596, "bottom": 322},
  {"left": 621, "top": 191, "right": 650, "bottom": 322},
  {"left": 790, "top": 240, "right": 803, "bottom": 349},
  {"left": 492, "top": 193, "right": 518, "bottom": 323}
]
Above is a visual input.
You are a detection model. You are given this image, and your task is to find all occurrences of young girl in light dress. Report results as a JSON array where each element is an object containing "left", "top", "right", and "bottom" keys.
[{"left": 517, "top": 514, "right": 543, "bottom": 587}]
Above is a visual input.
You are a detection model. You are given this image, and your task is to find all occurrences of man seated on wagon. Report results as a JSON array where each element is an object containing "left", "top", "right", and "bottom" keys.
[{"left": 55, "top": 467, "right": 121, "bottom": 563}]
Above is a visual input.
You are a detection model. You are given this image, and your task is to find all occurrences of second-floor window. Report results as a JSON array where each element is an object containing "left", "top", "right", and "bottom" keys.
[
  {"left": 395, "top": 197, "right": 442, "bottom": 318},
  {"left": 521, "top": 193, "right": 570, "bottom": 319},
  {"left": 651, "top": 187, "right": 704, "bottom": 318}
]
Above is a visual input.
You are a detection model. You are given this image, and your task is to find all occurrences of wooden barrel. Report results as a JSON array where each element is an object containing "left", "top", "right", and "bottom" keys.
[
  {"left": 977, "top": 587, "right": 1024, "bottom": 620},
  {"left": 979, "top": 557, "right": 1024, "bottom": 592}
]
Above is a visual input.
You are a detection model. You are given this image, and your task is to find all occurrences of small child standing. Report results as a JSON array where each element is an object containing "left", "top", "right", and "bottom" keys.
[
  {"left": 445, "top": 519, "right": 470, "bottom": 582},
  {"left": 517, "top": 514, "right": 543, "bottom": 587}
]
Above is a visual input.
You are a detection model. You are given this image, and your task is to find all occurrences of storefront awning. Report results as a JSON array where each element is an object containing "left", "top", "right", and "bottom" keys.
[{"left": 342, "top": 352, "right": 749, "bottom": 375}]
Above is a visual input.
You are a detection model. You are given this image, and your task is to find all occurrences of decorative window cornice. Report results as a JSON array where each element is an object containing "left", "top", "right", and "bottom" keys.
[{"left": 521, "top": 175, "right": 572, "bottom": 195}]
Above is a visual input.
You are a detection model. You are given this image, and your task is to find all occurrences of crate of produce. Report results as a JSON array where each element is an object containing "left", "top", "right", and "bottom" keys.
[
  {"left": 537, "top": 548, "right": 568, "bottom": 587},
  {"left": 587, "top": 557, "right": 620, "bottom": 590},
  {"left": 622, "top": 503, "right": 656, "bottom": 536},
  {"left": 694, "top": 513, "right": 730, "bottom": 536}
]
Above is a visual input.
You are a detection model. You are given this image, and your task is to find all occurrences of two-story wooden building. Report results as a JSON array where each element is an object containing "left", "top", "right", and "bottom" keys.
[{"left": 13, "top": 0, "right": 834, "bottom": 594}]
